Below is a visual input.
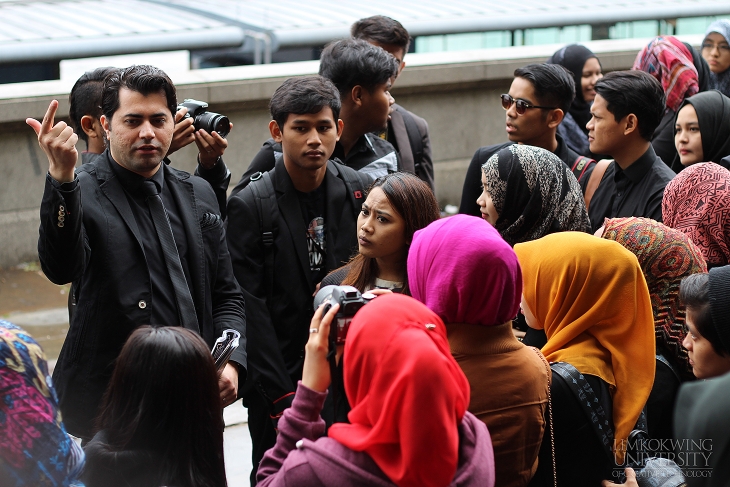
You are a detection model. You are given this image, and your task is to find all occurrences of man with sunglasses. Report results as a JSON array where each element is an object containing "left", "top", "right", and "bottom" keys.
[{"left": 460, "top": 63, "right": 595, "bottom": 216}]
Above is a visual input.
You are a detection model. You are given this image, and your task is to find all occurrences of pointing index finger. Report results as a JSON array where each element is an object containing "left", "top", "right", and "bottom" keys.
[{"left": 41, "top": 100, "right": 59, "bottom": 134}]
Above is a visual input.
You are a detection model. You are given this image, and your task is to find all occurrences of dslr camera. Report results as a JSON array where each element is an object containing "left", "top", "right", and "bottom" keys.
[
  {"left": 177, "top": 99, "right": 230, "bottom": 137},
  {"left": 312, "top": 285, "right": 375, "bottom": 345}
]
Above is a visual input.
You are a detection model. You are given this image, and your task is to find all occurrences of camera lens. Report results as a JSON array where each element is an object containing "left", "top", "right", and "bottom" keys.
[{"left": 194, "top": 112, "right": 230, "bottom": 138}]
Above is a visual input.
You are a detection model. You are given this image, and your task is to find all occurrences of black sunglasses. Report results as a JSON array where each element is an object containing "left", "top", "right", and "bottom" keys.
[{"left": 501, "top": 94, "right": 558, "bottom": 115}]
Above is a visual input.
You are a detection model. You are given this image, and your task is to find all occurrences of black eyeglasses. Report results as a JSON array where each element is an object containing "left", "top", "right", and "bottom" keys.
[
  {"left": 701, "top": 42, "right": 730, "bottom": 53},
  {"left": 501, "top": 94, "right": 558, "bottom": 115}
]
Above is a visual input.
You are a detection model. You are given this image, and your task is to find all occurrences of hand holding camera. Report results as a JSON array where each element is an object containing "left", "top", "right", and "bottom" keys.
[
  {"left": 302, "top": 303, "right": 340, "bottom": 393},
  {"left": 168, "top": 100, "right": 232, "bottom": 168}
]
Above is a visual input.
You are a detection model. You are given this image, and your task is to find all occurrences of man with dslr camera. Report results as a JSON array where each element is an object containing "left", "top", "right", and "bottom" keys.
[
  {"left": 29, "top": 64, "right": 246, "bottom": 442},
  {"left": 68, "top": 68, "right": 233, "bottom": 217}
]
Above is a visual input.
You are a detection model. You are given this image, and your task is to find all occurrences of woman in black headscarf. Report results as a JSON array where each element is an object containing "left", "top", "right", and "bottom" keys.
[
  {"left": 672, "top": 90, "right": 730, "bottom": 173},
  {"left": 548, "top": 44, "right": 602, "bottom": 156}
]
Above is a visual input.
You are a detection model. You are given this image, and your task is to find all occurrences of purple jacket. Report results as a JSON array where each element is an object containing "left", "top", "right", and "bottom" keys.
[{"left": 257, "top": 381, "right": 495, "bottom": 487}]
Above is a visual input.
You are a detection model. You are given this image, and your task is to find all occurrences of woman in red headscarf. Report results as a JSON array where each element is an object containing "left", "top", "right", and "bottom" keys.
[{"left": 256, "top": 294, "right": 495, "bottom": 487}]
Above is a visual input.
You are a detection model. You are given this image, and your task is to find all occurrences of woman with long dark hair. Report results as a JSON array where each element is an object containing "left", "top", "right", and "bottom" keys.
[
  {"left": 82, "top": 326, "right": 227, "bottom": 487},
  {"left": 322, "top": 171, "right": 440, "bottom": 294}
]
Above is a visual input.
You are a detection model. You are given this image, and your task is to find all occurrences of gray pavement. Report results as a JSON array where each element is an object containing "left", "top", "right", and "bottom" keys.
[{"left": 224, "top": 400, "right": 255, "bottom": 486}]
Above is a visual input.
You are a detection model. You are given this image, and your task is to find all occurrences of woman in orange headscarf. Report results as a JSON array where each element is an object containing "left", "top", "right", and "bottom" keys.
[{"left": 515, "top": 232, "right": 655, "bottom": 487}]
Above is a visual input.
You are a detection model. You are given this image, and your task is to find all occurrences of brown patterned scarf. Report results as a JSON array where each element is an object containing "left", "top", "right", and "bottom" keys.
[{"left": 602, "top": 217, "right": 707, "bottom": 380}]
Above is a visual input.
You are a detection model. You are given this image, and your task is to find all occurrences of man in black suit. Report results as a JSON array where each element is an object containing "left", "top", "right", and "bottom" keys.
[
  {"left": 226, "top": 75, "right": 369, "bottom": 485},
  {"left": 351, "top": 15, "right": 435, "bottom": 190},
  {"left": 28, "top": 65, "right": 246, "bottom": 440}
]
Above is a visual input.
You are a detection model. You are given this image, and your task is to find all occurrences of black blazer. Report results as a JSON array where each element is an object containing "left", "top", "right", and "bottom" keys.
[
  {"left": 226, "top": 158, "right": 366, "bottom": 411},
  {"left": 38, "top": 152, "right": 246, "bottom": 439}
]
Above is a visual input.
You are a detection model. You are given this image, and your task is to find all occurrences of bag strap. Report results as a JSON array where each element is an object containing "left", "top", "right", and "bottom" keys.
[
  {"left": 571, "top": 156, "right": 595, "bottom": 182},
  {"left": 249, "top": 170, "right": 278, "bottom": 298},
  {"left": 551, "top": 362, "right": 615, "bottom": 459},
  {"left": 530, "top": 348, "right": 557, "bottom": 487},
  {"left": 584, "top": 159, "right": 612, "bottom": 212}
]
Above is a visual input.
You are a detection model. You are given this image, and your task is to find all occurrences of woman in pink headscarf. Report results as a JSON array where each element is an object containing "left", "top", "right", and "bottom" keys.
[{"left": 407, "top": 214, "right": 550, "bottom": 487}]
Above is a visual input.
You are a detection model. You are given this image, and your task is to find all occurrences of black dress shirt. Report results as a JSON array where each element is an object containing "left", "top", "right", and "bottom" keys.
[
  {"left": 585, "top": 145, "right": 675, "bottom": 233},
  {"left": 109, "top": 158, "right": 189, "bottom": 326}
]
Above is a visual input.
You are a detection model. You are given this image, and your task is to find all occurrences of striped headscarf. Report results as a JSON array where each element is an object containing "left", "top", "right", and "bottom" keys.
[{"left": 633, "top": 36, "right": 700, "bottom": 112}]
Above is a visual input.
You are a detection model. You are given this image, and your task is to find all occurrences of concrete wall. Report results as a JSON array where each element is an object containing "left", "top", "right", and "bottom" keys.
[{"left": 0, "top": 35, "right": 701, "bottom": 267}]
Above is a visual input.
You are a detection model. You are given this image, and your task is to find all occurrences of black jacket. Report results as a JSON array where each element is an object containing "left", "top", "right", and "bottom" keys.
[
  {"left": 226, "top": 158, "right": 367, "bottom": 411},
  {"left": 388, "top": 104, "right": 434, "bottom": 190},
  {"left": 39, "top": 152, "right": 246, "bottom": 439}
]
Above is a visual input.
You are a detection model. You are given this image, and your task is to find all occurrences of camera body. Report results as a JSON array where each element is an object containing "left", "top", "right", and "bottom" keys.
[
  {"left": 177, "top": 99, "right": 230, "bottom": 137},
  {"left": 312, "top": 285, "right": 374, "bottom": 345}
]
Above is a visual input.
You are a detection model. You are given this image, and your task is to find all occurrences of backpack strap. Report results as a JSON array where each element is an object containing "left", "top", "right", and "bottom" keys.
[
  {"left": 249, "top": 170, "right": 278, "bottom": 297},
  {"left": 337, "top": 163, "right": 367, "bottom": 218},
  {"left": 571, "top": 156, "right": 595, "bottom": 182},
  {"left": 584, "top": 159, "right": 613, "bottom": 212}
]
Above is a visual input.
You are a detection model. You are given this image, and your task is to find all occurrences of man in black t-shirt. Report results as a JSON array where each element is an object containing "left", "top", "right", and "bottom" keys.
[
  {"left": 460, "top": 63, "right": 595, "bottom": 216},
  {"left": 226, "top": 76, "right": 370, "bottom": 485}
]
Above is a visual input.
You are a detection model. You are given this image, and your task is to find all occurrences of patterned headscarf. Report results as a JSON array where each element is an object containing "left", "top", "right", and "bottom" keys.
[
  {"left": 0, "top": 320, "right": 84, "bottom": 486},
  {"left": 602, "top": 217, "right": 707, "bottom": 380},
  {"left": 328, "top": 294, "right": 477, "bottom": 487},
  {"left": 663, "top": 163, "right": 730, "bottom": 267},
  {"left": 633, "top": 36, "right": 699, "bottom": 112},
  {"left": 407, "top": 215, "right": 522, "bottom": 326},
  {"left": 514, "top": 232, "right": 655, "bottom": 462},
  {"left": 481, "top": 145, "right": 591, "bottom": 247}
]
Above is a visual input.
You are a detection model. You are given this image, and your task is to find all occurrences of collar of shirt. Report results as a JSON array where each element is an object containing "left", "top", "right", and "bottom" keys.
[
  {"left": 108, "top": 153, "right": 165, "bottom": 197},
  {"left": 331, "top": 134, "right": 374, "bottom": 163},
  {"left": 614, "top": 145, "right": 657, "bottom": 184}
]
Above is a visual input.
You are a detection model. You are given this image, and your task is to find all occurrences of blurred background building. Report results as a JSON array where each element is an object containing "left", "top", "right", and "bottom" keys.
[{"left": 2, "top": 0, "right": 729, "bottom": 84}]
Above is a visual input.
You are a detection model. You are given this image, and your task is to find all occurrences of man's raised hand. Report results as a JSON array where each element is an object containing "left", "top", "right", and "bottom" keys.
[{"left": 26, "top": 100, "right": 78, "bottom": 183}]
